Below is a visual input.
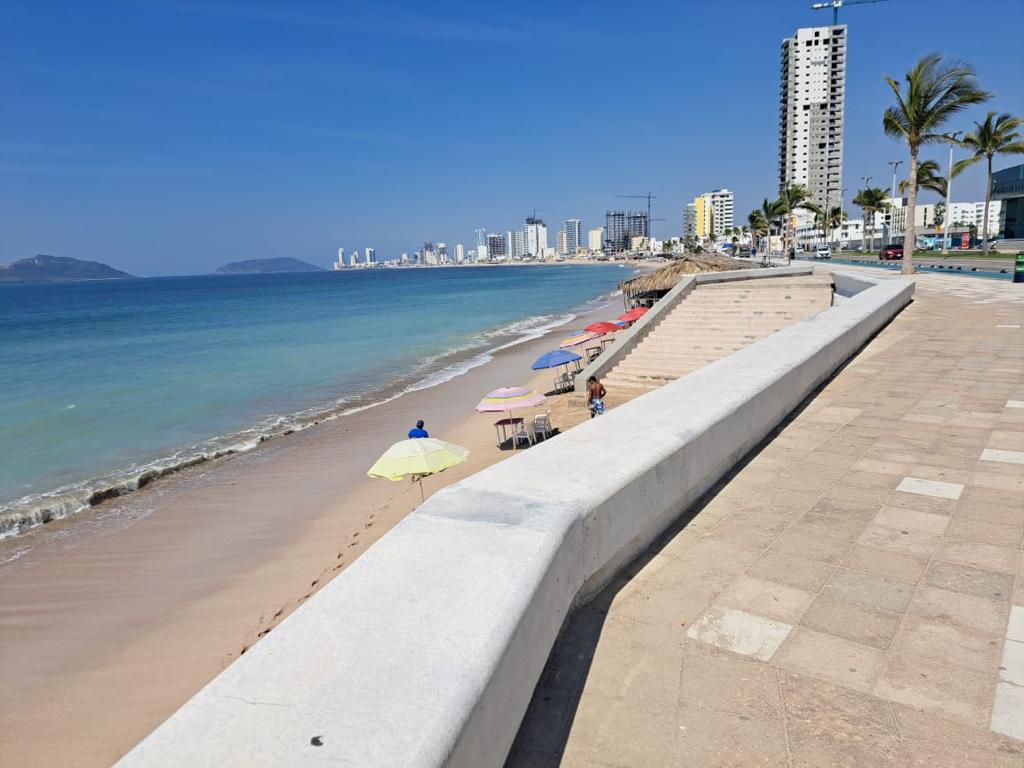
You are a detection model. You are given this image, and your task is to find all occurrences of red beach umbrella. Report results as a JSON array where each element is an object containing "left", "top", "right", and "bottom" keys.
[
  {"left": 618, "top": 307, "right": 648, "bottom": 322},
  {"left": 585, "top": 321, "right": 622, "bottom": 334}
]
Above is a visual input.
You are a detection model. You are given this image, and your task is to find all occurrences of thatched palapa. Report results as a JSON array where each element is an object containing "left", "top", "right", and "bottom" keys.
[{"left": 620, "top": 254, "right": 752, "bottom": 305}]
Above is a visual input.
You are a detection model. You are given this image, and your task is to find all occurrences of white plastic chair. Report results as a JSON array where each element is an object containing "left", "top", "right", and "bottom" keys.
[{"left": 531, "top": 412, "right": 553, "bottom": 442}]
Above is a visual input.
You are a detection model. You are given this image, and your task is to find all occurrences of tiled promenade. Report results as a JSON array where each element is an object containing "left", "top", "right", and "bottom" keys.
[{"left": 510, "top": 269, "right": 1024, "bottom": 767}]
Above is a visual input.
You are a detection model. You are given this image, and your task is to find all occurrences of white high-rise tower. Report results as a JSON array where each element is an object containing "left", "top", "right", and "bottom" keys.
[{"left": 779, "top": 24, "right": 846, "bottom": 214}]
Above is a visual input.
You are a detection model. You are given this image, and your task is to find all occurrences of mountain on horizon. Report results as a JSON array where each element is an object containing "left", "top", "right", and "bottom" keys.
[
  {"left": 0, "top": 255, "right": 134, "bottom": 284},
  {"left": 215, "top": 257, "right": 325, "bottom": 275}
]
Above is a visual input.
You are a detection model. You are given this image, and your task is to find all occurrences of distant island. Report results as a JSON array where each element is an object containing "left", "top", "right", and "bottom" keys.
[
  {"left": 215, "top": 258, "right": 324, "bottom": 275},
  {"left": 0, "top": 255, "right": 134, "bottom": 284}
]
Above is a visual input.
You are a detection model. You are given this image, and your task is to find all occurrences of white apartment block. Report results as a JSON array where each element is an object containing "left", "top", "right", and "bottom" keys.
[
  {"left": 588, "top": 227, "right": 604, "bottom": 252},
  {"left": 556, "top": 231, "right": 567, "bottom": 254},
  {"left": 710, "top": 189, "right": 734, "bottom": 234},
  {"left": 455, "top": 243, "right": 465, "bottom": 263},
  {"left": 524, "top": 218, "right": 548, "bottom": 258},
  {"left": 564, "top": 219, "right": 581, "bottom": 254},
  {"left": 780, "top": 25, "right": 846, "bottom": 212}
]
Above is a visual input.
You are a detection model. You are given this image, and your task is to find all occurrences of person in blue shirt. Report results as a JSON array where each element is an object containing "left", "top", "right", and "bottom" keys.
[{"left": 408, "top": 420, "right": 429, "bottom": 438}]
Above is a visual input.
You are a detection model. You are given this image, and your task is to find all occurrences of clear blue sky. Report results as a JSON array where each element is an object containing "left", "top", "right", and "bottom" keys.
[{"left": 2, "top": 0, "right": 1022, "bottom": 275}]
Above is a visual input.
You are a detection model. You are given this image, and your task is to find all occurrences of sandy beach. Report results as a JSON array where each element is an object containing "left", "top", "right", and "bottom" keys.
[{"left": 0, "top": 293, "right": 637, "bottom": 767}]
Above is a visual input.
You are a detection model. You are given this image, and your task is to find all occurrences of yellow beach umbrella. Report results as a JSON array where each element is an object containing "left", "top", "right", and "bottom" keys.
[{"left": 367, "top": 438, "right": 469, "bottom": 500}]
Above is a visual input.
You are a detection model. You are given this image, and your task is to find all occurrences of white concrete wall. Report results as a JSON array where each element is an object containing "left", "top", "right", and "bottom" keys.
[{"left": 117, "top": 271, "right": 914, "bottom": 768}]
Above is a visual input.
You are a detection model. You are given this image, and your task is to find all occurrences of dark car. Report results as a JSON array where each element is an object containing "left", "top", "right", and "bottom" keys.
[{"left": 879, "top": 243, "right": 904, "bottom": 260}]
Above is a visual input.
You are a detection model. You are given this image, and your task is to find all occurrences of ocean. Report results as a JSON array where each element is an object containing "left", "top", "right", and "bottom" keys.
[{"left": 0, "top": 264, "right": 628, "bottom": 536}]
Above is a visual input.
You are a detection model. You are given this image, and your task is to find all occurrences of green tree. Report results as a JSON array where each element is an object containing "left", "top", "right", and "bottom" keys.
[
  {"left": 898, "top": 158, "right": 948, "bottom": 196},
  {"left": 825, "top": 206, "right": 847, "bottom": 247},
  {"left": 853, "top": 187, "right": 890, "bottom": 253},
  {"left": 883, "top": 54, "right": 990, "bottom": 273},
  {"left": 748, "top": 210, "right": 768, "bottom": 256},
  {"left": 952, "top": 111, "right": 1024, "bottom": 254},
  {"left": 773, "top": 184, "right": 818, "bottom": 260},
  {"left": 761, "top": 197, "right": 782, "bottom": 256}
]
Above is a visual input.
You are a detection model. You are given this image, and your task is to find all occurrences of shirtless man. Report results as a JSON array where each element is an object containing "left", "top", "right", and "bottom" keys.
[{"left": 586, "top": 376, "right": 607, "bottom": 418}]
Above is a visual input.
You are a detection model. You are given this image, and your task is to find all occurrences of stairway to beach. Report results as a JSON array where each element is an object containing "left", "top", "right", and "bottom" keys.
[{"left": 602, "top": 275, "right": 834, "bottom": 395}]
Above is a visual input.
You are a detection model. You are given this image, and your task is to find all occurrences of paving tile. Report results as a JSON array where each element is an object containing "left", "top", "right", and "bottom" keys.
[
  {"left": 674, "top": 705, "right": 788, "bottom": 767},
  {"left": 562, "top": 692, "right": 680, "bottom": 768},
  {"left": 685, "top": 606, "right": 792, "bottom": 662},
  {"left": 891, "top": 617, "right": 1002, "bottom": 674},
  {"left": 713, "top": 574, "right": 815, "bottom": 624},
  {"left": 1007, "top": 400, "right": 1024, "bottom": 409},
  {"left": 801, "top": 594, "right": 901, "bottom": 650},
  {"left": 873, "top": 655, "right": 993, "bottom": 728},
  {"left": 979, "top": 447, "right": 1024, "bottom": 465},
  {"left": 991, "top": 681, "right": 1024, "bottom": 741},
  {"left": 924, "top": 561, "right": 1015, "bottom": 602},
  {"left": 935, "top": 539, "right": 1021, "bottom": 576},
  {"left": 747, "top": 551, "right": 834, "bottom": 593},
  {"left": 886, "top": 490, "right": 959, "bottom": 515},
  {"left": 824, "top": 567, "right": 915, "bottom": 614},
  {"left": 767, "top": 527, "right": 852, "bottom": 564},
  {"left": 872, "top": 506, "right": 950, "bottom": 534},
  {"left": 843, "top": 545, "right": 927, "bottom": 583},
  {"left": 893, "top": 702, "right": 1024, "bottom": 757},
  {"left": 780, "top": 672, "right": 906, "bottom": 767},
  {"left": 859, "top": 523, "right": 941, "bottom": 559},
  {"left": 999, "top": 638, "right": 1024, "bottom": 685},
  {"left": 773, "top": 627, "right": 884, "bottom": 693},
  {"left": 943, "top": 517, "right": 1024, "bottom": 547},
  {"left": 1008, "top": 605, "right": 1024, "bottom": 643},
  {"left": 907, "top": 584, "right": 1010, "bottom": 638},
  {"left": 954, "top": 498, "right": 1024, "bottom": 528},
  {"left": 678, "top": 642, "right": 782, "bottom": 718},
  {"left": 897, "top": 476, "right": 964, "bottom": 500},
  {"left": 970, "top": 472, "right": 1024, "bottom": 494}
]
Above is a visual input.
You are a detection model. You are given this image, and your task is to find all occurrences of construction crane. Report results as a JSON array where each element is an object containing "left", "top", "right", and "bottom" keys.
[
  {"left": 617, "top": 193, "right": 658, "bottom": 238},
  {"left": 810, "top": 0, "right": 890, "bottom": 25}
]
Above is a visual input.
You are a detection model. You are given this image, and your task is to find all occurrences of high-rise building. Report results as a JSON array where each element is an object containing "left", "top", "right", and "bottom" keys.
[
  {"left": 455, "top": 243, "right": 465, "bottom": 263},
  {"left": 563, "top": 219, "right": 581, "bottom": 254},
  {"left": 437, "top": 243, "right": 448, "bottom": 264},
  {"left": 524, "top": 217, "right": 548, "bottom": 257},
  {"left": 474, "top": 228, "right": 487, "bottom": 251},
  {"left": 683, "top": 203, "right": 696, "bottom": 240},
  {"left": 780, "top": 24, "right": 847, "bottom": 214},
  {"left": 365, "top": 247, "right": 376, "bottom": 265},
  {"left": 693, "top": 190, "right": 734, "bottom": 238},
  {"left": 604, "top": 210, "right": 648, "bottom": 252},
  {"left": 556, "top": 231, "right": 567, "bottom": 255},
  {"left": 588, "top": 227, "right": 604, "bottom": 252},
  {"left": 507, "top": 229, "right": 526, "bottom": 260},
  {"left": 334, "top": 247, "right": 346, "bottom": 270},
  {"left": 487, "top": 233, "right": 506, "bottom": 259}
]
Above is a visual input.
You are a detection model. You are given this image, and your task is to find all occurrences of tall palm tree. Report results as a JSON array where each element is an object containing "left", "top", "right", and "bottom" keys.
[
  {"left": 760, "top": 198, "right": 781, "bottom": 256},
  {"left": 825, "top": 206, "right": 846, "bottom": 247},
  {"left": 748, "top": 210, "right": 768, "bottom": 257},
  {"left": 853, "top": 187, "right": 890, "bottom": 253},
  {"left": 883, "top": 54, "right": 990, "bottom": 273},
  {"left": 952, "top": 111, "right": 1024, "bottom": 253},
  {"left": 898, "top": 158, "right": 948, "bottom": 196},
  {"left": 774, "top": 184, "right": 818, "bottom": 260}
]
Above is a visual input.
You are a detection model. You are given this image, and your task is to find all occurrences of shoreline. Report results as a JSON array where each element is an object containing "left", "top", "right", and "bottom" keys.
[
  {"left": 0, "top": 275, "right": 634, "bottom": 540},
  {"left": 0, "top": 289, "right": 638, "bottom": 767}
]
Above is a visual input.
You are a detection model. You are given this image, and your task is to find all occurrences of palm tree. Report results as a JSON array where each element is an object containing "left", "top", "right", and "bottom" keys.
[
  {"left": 952, "top": 111, "right": 1024, "bottom": 253},
  {"left": 898, "top": 158, "right": 948, "bottom": 196},
  {"left": 760, "top": 198, "right": 782, "bottom": 257},
  {"left": 774, "top": 184, "right": 818, "bottom": 260},
  {"left": 883, "top": 54, "right": 990, "bottom": 273},
  {"left": 747, "top": 210, "right": 768, "bottom": 258},
  {"left": 825, "top": 206, "right": 846, "bottom": 247},
  {"left": 853, "top": 187, "right": 890, "bottom": 253}
]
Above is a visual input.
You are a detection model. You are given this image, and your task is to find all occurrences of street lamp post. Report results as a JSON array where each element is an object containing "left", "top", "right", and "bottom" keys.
[
  {"left": 943, "top": 131, "right": 963, "bottom": 254},
  {"left": 860, "top": 176, "right": 873, "bottom": 252}
]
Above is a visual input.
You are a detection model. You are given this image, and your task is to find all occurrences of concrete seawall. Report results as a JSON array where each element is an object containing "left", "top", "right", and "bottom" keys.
[{"left": 117, "top": 271, "right": 914, "bottom": 768}]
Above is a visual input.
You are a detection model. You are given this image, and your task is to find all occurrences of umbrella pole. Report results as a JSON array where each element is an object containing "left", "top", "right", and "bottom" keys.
[
  {"left": 509, "top": 410, "right": 515, "bottom": 452},
  {"left": 419, "top": 476, "right": 425, "bottom": 502}
]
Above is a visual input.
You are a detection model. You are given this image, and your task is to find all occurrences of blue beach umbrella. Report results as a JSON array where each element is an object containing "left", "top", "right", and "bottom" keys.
[
  {"left": 531, "top": 348, "right": 583, "bottom": 393},
  {"left": 531, "top": 349, "right": 582, "bottom": 370}
]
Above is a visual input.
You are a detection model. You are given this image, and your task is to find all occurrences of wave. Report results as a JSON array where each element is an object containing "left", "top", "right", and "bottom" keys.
[{"left": 0, "top": 304, "right": 607, "bottom": 540}]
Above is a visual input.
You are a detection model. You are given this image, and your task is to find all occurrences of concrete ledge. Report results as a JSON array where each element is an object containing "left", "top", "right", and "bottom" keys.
[
  {"left": 574, "top": 264, "right": 814, "bottom": 391},
  {"left": 117, "top": 271, "right": 913, "bottom": 768}
]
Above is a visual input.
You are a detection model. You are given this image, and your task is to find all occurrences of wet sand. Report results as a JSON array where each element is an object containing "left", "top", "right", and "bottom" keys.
[{"left": 0, "top": 297, "right": 635, "bottom": 767}]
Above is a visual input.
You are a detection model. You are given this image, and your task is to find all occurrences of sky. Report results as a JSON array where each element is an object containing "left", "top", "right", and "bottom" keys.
[{"left": 1, "top": 0, "right": 1022, "bottom": 276}]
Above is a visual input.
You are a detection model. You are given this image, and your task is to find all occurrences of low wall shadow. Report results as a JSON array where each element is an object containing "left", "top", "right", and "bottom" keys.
[{"left": 502, "top": 303, "right": 908, "bottom": 766}]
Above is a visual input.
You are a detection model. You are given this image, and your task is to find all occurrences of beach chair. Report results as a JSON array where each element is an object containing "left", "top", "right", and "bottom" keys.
[
  {"left": 531, "top": 412, "right": 553, "bottom": 442},
  {"left": 511, "top": 421, "right": 533, "bottom": 448}
]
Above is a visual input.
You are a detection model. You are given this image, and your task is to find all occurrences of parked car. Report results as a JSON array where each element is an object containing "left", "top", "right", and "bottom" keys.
[
  {"left": 879, "top": 243, "right": 904, "bottom": 260},
  {"left": 814, "top": 246, "right": 832, "bottom": 260}
]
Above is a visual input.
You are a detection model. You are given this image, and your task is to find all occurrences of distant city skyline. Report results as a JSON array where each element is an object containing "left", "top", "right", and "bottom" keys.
[{"left": 2, "top": 1, "right": 1021, "bottom": 274}]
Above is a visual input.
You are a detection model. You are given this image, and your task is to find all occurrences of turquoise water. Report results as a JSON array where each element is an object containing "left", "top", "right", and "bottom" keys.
[{"left": 0, "top": 265, "right": 627, "bottom": 534}]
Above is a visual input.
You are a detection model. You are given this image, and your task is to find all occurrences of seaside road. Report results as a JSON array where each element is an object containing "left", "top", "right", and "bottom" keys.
[{"left": 508, "top": 267, "right": 1024, "bottom": 767}]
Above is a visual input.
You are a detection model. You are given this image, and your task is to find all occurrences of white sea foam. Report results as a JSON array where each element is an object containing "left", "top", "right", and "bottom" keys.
[{"left": 0, "top": 304, "right": 594, "bottom": 539}]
